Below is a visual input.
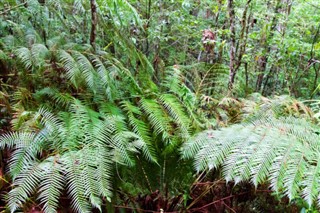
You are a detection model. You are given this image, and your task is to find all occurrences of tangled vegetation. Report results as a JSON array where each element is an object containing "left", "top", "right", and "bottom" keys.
[{"left": 0, "top": 0, "right": 320, "bottom": 212}]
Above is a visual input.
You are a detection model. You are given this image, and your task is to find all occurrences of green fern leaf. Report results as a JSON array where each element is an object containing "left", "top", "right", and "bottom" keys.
[{"left": 38, "top": 157, "right": 64, "bottom": 213}]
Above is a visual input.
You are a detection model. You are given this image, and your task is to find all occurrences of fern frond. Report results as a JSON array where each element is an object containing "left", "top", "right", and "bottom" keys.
[
  {"left": 91, "top": 54, "right": 117, "bottom": 101},
  {"left": 121, "top": 101, "right": 157, "bottom": 162},
  {"left": 302, "top": 156, "right": 320, "bottom": 206},
  {"left": 182, "top": 116, "right": 320, "bottom": 206},
  {"left": 0, "top": 132, "right": 44, "bottom": 177},
  {"left": 139, "top": 98, "right": 171, "bottom": 141},
  {"left": 81, "top": 147, "right": 103, "bottom": 211},
  {"left": 99, "top": 51, "right": 142, "bottom": 94},
  {"left": 58, "top": 50, "right": 82, "bottom": 88},
  {"left": 111, "top": 119, "right": 136, "bottom": 166},
  {"left": 34, "top": 87, "right": 73, "bottom": 108},
  {"left": 63, "top": 152, "right": 91, "bottom": 213},
  {"left": 159, "top": 94, "right": 191, "bottom": 138},
  {"left": 8, "top": 162, "right": 43, "bottom": 212},
  {"left": 73, "top": 51, "right": 98, "bottom": 92},
  {"left": 30, "top": 43, "right": 49, "bottom": 68},
  {"left": 37, "top": 107, "right": 63, "bottom": 134},
  {"left": 94, "top": 147, "right": 113, "bottom": 198},
  {"left": 14, "top": 47, "right": 32, "bottom": 70},
  {"left": 100, "top": 0, "right": 143, "bottom": 29},
  {"left": 38, "top": 156, "right": 64, "bottom": 213}
]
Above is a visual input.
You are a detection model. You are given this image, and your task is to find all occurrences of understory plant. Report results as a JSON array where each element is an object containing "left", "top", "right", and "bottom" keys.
[{"left": 182, "top": 101, "right": 320, "bottom": 208}]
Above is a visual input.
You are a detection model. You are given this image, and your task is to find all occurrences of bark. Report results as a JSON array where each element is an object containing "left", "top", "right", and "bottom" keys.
[
  {"left": 228, "top": 0, "right": 252, "bottom": 90},
  {"left": 310, "top": 23, "right": 320, "bottom": 97},
  {"left": 255, "top": 0, "right": 282, "bottom": 92},
  {"left": 90, "top": 0, "right": 97, "bottom": 50},
  {"left": 245, "top": 62, "right": 248, "bottom": 93},
  {"left": 144, "top": 0, "right": 152, "bottom": 56},
  {"left": 227, "top": 0, "right": 236, "bottom": 90},
  {"left": 235, "top": 0, "right": 252, "bottom": 72}
]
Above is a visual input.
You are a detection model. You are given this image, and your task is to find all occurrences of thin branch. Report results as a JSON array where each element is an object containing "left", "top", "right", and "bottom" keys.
[
  {"left": 306, "top": 2, "right": 320, "bottom": 10},
  {"left": 0, "top": 2, "right": 27, "bottom": 16},
  {"left": 189, "top": 192, "right": 249, "bottom": 212},
  {"left": 222, "top": 200, "right": 236, "bottom": 213}
]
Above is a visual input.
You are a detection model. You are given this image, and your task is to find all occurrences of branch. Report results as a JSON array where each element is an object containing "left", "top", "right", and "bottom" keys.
[
  {"left": 306, "top": 2, "right": 320, "bottom": 10},
  {"left": 0, "top": 3, "right": 27, "bottom": 16}
]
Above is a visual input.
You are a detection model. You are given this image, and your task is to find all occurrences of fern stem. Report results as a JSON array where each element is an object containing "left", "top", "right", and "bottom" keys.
[
  {"left": 137, "top": 156, "right": 152, "bottom": 192},
  {"left": 161, "top": 157, "right": 166, "bottom": 193}
]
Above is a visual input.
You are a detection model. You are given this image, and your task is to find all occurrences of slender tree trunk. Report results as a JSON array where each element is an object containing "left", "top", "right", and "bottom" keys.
[
  {"left": 235, "top": 0, "right": 252, "bottom": 72},
  {"left": 310, "top": 23, "right": 320, "bottom": 97},
  {"left": 145, "top": 0, "right": 152, "bottom": 56},
  {"left": 90, "top": 0, "right": 97, "bottom": 50},
  {"left": 262, "top": 0, "right": 291, "bottom": 94},
  {"left": 228, "top": 0, "right": 252, "bottom": 90},
  {"left": 228, "top": 0, "right": 236, "bottom": 90},
  {"left": 255, "top": 0, "right": 282, "bottom": 92},
  {"left": 245, "top": 62, "right": 249, "bottom": 93}
]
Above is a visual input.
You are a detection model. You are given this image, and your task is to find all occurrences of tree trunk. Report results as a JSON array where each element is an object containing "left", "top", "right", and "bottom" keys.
[
  {"left": 144, "top": 0, "right": 152, "bottom": 56},
  {"left": 90, "top": 0, "right": 97, "bottom": 50},
  {"left": 255, "top": 0, "right": 282, "bottom": 92},
  {"left": 228, "top": 0, "right": 236, "bottom": 90},
  {"left": 228, "top": 0, "right": 252, "bottom": 90},
  {"left": 235, "top": 0, "right": 252, "bottom": 72},
  {"left": 310, "top": 23, "right": 320, "bottom": 97}
]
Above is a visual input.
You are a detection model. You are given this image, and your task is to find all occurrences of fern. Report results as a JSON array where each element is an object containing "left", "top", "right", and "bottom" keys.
[
  {"left": 0, "top": 100, "right": 151, "bottom": 212},
  {"left": 38, "top": 157, "right": 65, "bottom": 213},
  {"left": 182, "top": 116, "right": 320, "bottom": 206},
  {"left": 139, "top": 98, "right": 172, "bottom": 141},
  {"left": 7, "top": 162, "right": 43, "bottom": 212},
  {"left": 14, "top": 47, "right": 33, "bottom": 70},
  {"left": 159, "top": 94, "right": 191, "bottom": 138},
  {"left": 121, "top": 101, "right": 157, "bottom": 162},
  {"left": 58, "top": 50, "right": 82, "bottom": 88}
]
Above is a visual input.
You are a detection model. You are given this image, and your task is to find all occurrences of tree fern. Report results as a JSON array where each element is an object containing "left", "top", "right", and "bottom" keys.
[
  {"left": 0, "top": 98, "right": 161, "bottom": 212},
  {"left": 182, "top": 116, "right": 320, "bottom": 206}
]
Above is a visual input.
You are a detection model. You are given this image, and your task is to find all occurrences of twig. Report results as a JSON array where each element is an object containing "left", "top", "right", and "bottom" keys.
[
  {"left": 114, "top": 205, "right": 179, "bottom": 213},
  {"left": 222, "top": 200, "right": 236, "bottom": 213},
  {"left": 306, "top": 2, "right": 320, "bottom": 10},
  {"left": 0, "top": 3, "right": 27, "bottom": 16},
  {"left": 189, "top": 192, "right": 249, "bottom": 212},
  {"left": 114, "top": 189, "right": 272, "bottom": 212}
]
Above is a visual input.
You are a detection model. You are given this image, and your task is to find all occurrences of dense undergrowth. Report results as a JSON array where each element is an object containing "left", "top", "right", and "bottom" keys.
[{"left": 0, "top": 0, "right": 320, "bottom": 212}]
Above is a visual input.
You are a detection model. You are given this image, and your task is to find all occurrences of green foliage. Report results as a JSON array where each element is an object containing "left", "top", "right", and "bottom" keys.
[
  {"left": 1, "top": 0, "right": 320, "bottom": 212},
  {"left": 2, "top": 90, "right": 198, "bottom": 211},
  {"left": 182, "top": 115, "right": 320, "bottom": 207}
]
